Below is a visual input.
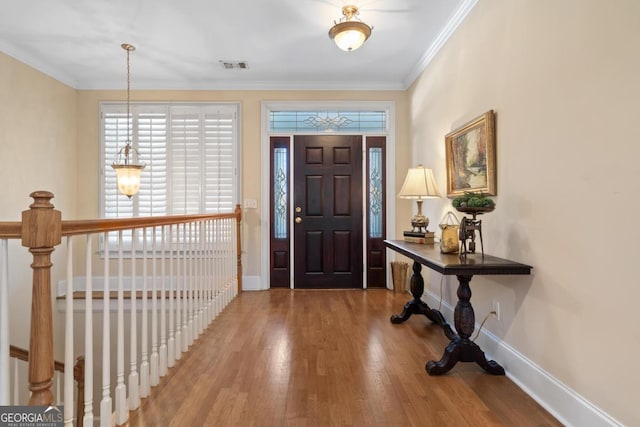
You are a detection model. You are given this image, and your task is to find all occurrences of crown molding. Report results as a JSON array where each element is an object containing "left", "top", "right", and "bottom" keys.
[
  {"left": 0, "top": 41, "right": 78, "bottom": 88},
  {"left": 402, "top": 0, "right": 479, "bottom": 89}
]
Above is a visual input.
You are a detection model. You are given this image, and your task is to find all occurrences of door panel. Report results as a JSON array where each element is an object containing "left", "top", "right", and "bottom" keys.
[{"left": 293, "top": 135, "right": 363, "bottom": 288}]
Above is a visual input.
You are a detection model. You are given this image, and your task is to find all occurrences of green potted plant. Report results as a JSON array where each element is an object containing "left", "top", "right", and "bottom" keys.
[{"left": 451, "top": 191, "right": 495, "bottom": 214}]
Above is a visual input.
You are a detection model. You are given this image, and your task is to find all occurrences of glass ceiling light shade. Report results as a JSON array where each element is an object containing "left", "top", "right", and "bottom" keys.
[
  {"left": 398, "top": 165, "right": 441, "bottom": 232},
  {"left": 111, "top": 43, "right": 145, "bottom": 198},
  {"left": 328, "top": 5, "right": 372, "bottom": 52},
  {"left": 112, "top": 146, "right": 145, "bottom": 198}
]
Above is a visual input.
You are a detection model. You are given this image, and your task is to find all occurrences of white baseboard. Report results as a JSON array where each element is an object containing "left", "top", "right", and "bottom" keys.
[
  {"left": 241, "top": 275, "right": 262, "bottom": 291},
  {"left": 423, "top": 290, "right": 622, "bottom": 427}
]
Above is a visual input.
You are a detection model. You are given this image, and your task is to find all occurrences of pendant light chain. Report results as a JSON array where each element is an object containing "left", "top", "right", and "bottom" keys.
[
  {"left": 111, "top": 43, "right": 145, "bottom": 198},
  {"left": 122, "top": 43, "right": 135, "bottom": 150},
  {"left": 126, "top": 45, "right": 131, "bottom": 144}
]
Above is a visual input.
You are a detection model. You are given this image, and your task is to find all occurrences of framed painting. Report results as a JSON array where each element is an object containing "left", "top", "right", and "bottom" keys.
[{"left": 445, "top": 110, "right": 496, "bottom": 197}]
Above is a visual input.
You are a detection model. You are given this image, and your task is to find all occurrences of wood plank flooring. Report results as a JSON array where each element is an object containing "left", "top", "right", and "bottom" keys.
[{"left": 125, "top": 290, "right": 561, "bottom": 427}]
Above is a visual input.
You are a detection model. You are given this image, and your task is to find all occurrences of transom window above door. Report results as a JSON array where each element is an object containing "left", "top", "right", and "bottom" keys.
[{"left": 269, "top": 110, "right": 387, "bottom": 132}]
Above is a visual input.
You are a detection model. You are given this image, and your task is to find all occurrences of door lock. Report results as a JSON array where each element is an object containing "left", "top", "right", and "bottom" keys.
[{"left": 295, "top": 206, "right": 302, "bottom": 213}]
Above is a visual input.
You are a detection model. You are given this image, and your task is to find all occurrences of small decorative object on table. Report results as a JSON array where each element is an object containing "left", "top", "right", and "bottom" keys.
[
  {"left": 439, "top": 211, "right": 460, "bottom": 253},
  {"left": 403, "top": 230, "right": 435, "bottom": 244},
  {"left": 452, "top": 191, "right": 495, "bottom": 257}
]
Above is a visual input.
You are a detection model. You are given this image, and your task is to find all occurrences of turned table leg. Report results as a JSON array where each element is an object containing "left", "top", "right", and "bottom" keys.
[
  {"left": 390, "top": 261, "right": 456, "bottom": 340},
  {"left": 426, "top": 274, "right": 504, "bottom": 375}
]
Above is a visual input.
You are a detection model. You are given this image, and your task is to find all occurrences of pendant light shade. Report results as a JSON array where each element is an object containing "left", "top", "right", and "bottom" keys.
[
  {"left": 111, "top": 43, "right": 145, "bottom": 198},
  {"left": 329, "top": 5, "right": 372, "bottom": 51},
  {"left": 112, "top": 147, "right": 145, "bottom": 197}
]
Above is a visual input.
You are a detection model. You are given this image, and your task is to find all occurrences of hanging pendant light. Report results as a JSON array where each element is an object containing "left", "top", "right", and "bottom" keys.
[
  {"left": 111, "top": 43, "right": 145, "bottom": 198},
  {"left": 328, "top": 5, "right": 373, "bottom": 52}
]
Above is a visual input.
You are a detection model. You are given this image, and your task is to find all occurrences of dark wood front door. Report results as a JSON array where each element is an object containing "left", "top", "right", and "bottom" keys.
[{"left": 293, "top": 135, "right": 363, "bottom": 288}]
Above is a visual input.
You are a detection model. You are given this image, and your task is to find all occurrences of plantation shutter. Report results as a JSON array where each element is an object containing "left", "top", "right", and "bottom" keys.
[
  {"left": 203, "top": 108, "right": 235, "bottom": 213},
  {"left": 101, "top": 102, "right": 238, "bottom": 222},
  {"left": 102, "top": 105, "right": 168, "bottom": 218},
  {"left": 170, "top": 108, "right": 203, "bottom": 214},
  {"left": 138, "top": 111, "right": 168, "bottom": 216},
  {"left": 170, "top": 105, "right": 237, "bottom": 214},
  {"left": 103, "top": 110, "right": 132, "bottom": 218}
]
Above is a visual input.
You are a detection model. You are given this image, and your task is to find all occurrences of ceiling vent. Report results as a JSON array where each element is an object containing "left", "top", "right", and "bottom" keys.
[{"left": 220, "top": 61, "right": 249, "bottom": 70}]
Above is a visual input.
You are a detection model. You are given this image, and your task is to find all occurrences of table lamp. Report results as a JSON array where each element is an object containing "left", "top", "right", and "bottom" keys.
[{"left": 398, "top": 165, "right": 441, "bottom": 232}]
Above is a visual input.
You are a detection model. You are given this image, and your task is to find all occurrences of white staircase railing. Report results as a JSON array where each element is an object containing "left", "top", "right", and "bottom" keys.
[{"left": 0, "top": 191, "right": 242, "bottom": 426}]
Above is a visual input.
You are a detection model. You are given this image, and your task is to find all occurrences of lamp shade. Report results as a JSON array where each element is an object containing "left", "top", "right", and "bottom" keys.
[{"left": 398, "top": 165, "right": 441, "bottom": 199}]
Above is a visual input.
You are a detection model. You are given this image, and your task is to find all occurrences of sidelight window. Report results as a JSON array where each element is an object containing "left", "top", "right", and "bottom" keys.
[
  {"left": 273, "top": 147, "right": 289, "bottom": 239},
  {"left": 368, "top": 147, "right": 383, "bottom": 238}
]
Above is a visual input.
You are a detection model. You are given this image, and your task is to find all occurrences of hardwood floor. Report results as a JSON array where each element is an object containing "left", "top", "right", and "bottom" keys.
[{"left": 125, "top": 290, "right": 561, "bottom": 427}]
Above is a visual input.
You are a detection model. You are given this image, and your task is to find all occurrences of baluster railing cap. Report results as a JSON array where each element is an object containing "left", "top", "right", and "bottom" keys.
[{"left": 21, "top": 191, "right": 62, "bottom": 248}]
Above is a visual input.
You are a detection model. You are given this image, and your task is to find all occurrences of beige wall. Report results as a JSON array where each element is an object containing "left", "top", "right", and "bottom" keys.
[
  {"left": 0, "top": 52, "right": 77, "bottom": 354},
  {"left": 408, "top": 0, "right": 640, "bottom": 425},
  {"left": 76, "top": 90, "right": 409, "bottom": 277},
  {"left": 0, "top": 52, "right": 77, "bottom": 218}
]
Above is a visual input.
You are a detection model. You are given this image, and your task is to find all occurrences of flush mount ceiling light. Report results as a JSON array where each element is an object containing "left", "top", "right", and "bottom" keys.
[
  {"left": 328, "top": 5, "right": 372, "bottom": 52},
  {"left": 111, "top": 43, "right": 145, "bottom": 198}
]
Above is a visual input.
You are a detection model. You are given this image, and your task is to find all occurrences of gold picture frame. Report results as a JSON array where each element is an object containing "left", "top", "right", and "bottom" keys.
[{"left": 445, "top": 110, "right": 496, "bottom": 197}]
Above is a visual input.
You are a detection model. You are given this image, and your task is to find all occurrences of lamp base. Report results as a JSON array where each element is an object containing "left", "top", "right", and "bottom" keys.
[{"left": 410, "top": 214, "right": 429, "bottom": 233}]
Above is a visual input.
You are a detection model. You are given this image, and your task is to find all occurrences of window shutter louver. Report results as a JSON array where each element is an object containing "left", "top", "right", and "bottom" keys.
[
  {"left": 170, "top": 110, "right": 203, "bottom": 215},
  {"left": 204, "top": 112, "right": 235, "bottom": 213},
  {"left": 103, "top": 111, "right": 134, "bottom": 218},
  {"left": 137, "top": 111, "right": 168, "bottom": 217}
]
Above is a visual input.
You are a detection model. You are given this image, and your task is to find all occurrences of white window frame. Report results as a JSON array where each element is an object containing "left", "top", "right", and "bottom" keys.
[{"left": 99, "top": 101, "right": 242, "bottom": 219}]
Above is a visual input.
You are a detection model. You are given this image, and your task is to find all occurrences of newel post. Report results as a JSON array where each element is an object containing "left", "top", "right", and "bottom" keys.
[
  {"left": 234, "top": 204, "right": 242, "bottom": 293},
  {"left": 21, "top": 191, "right": 62, "bottom": 405}
]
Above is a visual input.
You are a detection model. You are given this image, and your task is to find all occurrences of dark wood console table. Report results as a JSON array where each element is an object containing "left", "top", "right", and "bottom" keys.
[{"left": 385, "top": 240, "right": 532, "bottom": 376}]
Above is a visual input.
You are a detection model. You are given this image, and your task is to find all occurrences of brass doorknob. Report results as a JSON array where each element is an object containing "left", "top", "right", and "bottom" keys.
[{"left": 295, "top": 217, "right": 302, "bottom": 224}]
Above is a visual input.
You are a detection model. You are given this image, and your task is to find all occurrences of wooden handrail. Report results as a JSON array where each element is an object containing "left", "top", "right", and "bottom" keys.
[
  {"left": 0, "top": 222, "right": 21, "bottom": 239},
  {"left": 9, "top": 345, "right": 29, "bottom": 364},
  {"left": 1, "top": 210, "right": 240, "bottom": 239},
  {"left": 10, "top": 344, "right": 65, "bottom": 376}
]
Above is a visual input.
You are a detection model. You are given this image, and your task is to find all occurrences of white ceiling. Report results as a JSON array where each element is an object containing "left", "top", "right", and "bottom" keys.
[{"left": 0, "top": 0, "right": 476, "bottom": 91}]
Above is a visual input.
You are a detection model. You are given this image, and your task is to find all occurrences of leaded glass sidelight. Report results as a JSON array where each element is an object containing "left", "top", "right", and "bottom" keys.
[
  {"left": 369, "top": 147, "right": 383, "bottom": 238},
  {"left": 273, "top": 147, "right": 288, "bottom": 239}
]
